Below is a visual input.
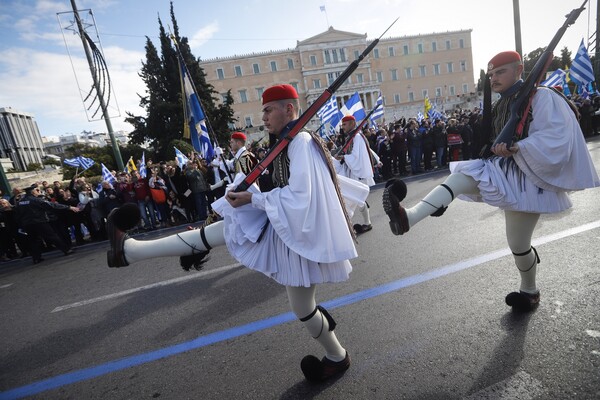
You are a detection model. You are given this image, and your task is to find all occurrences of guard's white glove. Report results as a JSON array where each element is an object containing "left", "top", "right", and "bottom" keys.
[
  {"left": 210, "top": 180, "right": 224, "bottom": 191},
  {"left": 215, "top": 147, "right": 224, "bottom": 156},
  {"left": 210, "top": 159, "right": 220, "bottom": 168}
]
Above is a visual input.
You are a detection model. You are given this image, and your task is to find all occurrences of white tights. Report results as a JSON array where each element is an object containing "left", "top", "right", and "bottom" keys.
[
  {"left": 405, "top": 172, "right": 540, "bottom": 293},
  {"left": 123, "top": 223, "right": 348, "bottom": 360},
  {"left": 357, "top": 203, "right": 371, "bottom": 225},
  {"left": 123, "top": 221, "right": 225, "bottom": 263},
  {"left": 505, "top": 210, "right": 540, "bottom": 294},
  {"left": 286, "top": 285, "right": 346, "bottom": 361}
]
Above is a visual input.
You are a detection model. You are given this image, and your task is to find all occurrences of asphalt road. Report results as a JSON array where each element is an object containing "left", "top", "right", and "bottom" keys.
[{"left": 1, "top": 139, "right": 600, "bottom": 400}]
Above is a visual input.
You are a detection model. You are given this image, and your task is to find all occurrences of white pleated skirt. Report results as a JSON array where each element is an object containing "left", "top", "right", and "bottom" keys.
[
  {"left": 212, "top": 175, "right": 366, "bottom": 287},
  {"left": 450, "top": 157, "right": 572, "bottom": 213}
]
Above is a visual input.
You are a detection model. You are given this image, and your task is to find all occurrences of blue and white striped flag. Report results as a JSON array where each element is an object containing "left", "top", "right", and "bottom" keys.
[
  {"left": 101, "top": 163, "right": 116, "bottom": 185},
  {"left": 541, "top": 69, "right": 567, "bottom": 87},
  {"left": 174, "top": 147, "right": 190, "bottom": 167},
  {"left": 570, "top": 39, "right": 595, "bottom": 86},
  {"left": 370, "top": 94, "right": 384, "bottom": 123},
  {"left": 180, "top": 60, "right": 215, "bottom": 161},
  {"left": 317, "top": 96, "right": 336, "bottom": 121},
  {"left": 429, "top": 108, "right": 443, "bottom": 121},
  {"left": 63, "top": 156, "right": 94, "bottom": 170},
  {"left": 139, "top": 152, "right": 147, "bottom": 178},
  {"left": 416, "top": 111, "right": 424, "bottom": 123},
  {"left": 340, "top": 92, "right": 367, "bottom": 121}
]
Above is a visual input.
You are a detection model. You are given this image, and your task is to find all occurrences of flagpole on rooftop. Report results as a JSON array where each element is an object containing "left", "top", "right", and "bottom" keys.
[
  {"left": 320, "top": 5, "right": 330, "bottom": 29},
  {"left": 69, "top": 0, "right": 125, "bottom": 172}
]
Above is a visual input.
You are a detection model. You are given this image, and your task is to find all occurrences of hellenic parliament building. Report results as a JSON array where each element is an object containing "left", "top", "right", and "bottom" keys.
[{"left": 200, "top": 27, "right": 476, "bottom": 134}]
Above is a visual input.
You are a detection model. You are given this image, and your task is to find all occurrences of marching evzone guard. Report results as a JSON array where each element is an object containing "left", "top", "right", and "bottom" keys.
[
  {"left": 382, "top": 51, "right": 599, "bottom": 311},
  {"left": 334, "top": 115, "right": 376, "bottom": 234},
  {"left": 210, "top": 131, "right": 257, "bottom": 191},
  {"left": 107, "top": 84, "right": 370, "bottom": 382}
]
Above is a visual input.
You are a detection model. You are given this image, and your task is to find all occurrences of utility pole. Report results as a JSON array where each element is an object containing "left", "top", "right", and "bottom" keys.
[
  {"left": 69, "top": 0, "right": 124, "bottom": 171},
  {"left": 513, "top": 0, "right": 523, "bottom": 62}
]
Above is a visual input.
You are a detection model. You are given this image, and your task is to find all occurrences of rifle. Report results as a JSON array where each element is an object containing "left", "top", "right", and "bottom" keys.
[
  {"left": 487, "top": 0, "right": 587, "bottom": 153},
  {"left": 333, "top": 104, "right": 381, "bottom": 157},
  {"left": 234, "top": 17, "right": 398, "bottom": 192}
]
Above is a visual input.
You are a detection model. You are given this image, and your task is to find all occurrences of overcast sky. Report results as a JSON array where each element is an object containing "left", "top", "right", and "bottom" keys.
[{"left": 0, "top": 0, "right": 595, "bottom": 137}]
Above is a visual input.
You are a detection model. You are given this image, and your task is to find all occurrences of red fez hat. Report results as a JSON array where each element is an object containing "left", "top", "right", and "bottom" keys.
[
  {"left": 231, "top": 131, "right": 247, "bottom": 141},
  {"left": 487, "top": 51, "right": 521, "bottom": 72},
  {"left": 262, "top": 84, "right": 299, "bottom": 104},
  {"left": 341, "top": 115, "right": 356, "bottom": 122}
]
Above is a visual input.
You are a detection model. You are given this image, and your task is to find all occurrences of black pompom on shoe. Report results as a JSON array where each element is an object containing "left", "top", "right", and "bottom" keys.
[
  {"left": 301, "top": 352, "right": 351, "bottom": 383},
  {"left": 111, "top": 203, "right": 141, "bottom": 231},
  {"left": 180, "top": 250, "right": 210, "bottom": 271},
  {"left": 505, "top": 291, "right": 540, "bottom": 312},
  {"left": 385, "top": 178, "right": 407, "bottom": 201}
]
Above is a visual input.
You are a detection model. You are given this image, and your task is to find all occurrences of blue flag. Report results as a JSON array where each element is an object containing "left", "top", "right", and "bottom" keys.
[
  {"left": 541, "top": 69, "right": 567, "bottom": 87},
  {"left": 139, "top": 152, "right": 147, "bottom": 178},
  {"left": 180, "top": 61, "right": 215, "bottom": 160},
  {"left": 570, "top": 39, "right": 595, "bottom": 86},
  {"left": 370, "top": 94, "right": 384, "bottom": 122},
  {"left": 101, "top": 163, "right": 116, "bottom": 185},
  {"left": 63, "top": 156, "right": 94, "bottom": 170},
  {"left": 174, "top": 147, "right": 190, "bottom": 167},
  {"left": 318, "top": 96, "right": 340, "bottom": 123},
  {"left": 340, "top": 92, "right": 367, "bottom": 121}
]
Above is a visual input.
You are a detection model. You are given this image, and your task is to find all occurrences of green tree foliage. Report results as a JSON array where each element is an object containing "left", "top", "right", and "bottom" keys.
[
  {"left": 560, "top": 47, "right": 572, "bottom": 68},
  {"left": 523, "top": 47, "right": 564, "bottom": 77},
  {"left": 124, "top": 1, "right": 236, "bottom": 160},
  {"left": 26, "top": 163, "right": 43, "bottom": 172}
]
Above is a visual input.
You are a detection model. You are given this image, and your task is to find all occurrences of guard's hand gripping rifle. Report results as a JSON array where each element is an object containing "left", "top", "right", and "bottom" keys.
[
  {"left": 333, "top": 104, "right": 382, "bottom": 157},
  {"left": 233, "top": 18, "right": 398, "bottom": 192},
  {"left": 487, "top": 0, "right": 587, "bottom": 152}
]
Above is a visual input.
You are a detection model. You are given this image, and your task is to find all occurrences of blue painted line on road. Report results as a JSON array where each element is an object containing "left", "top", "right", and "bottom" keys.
[{"left": 2, "top": 220, "right": 599, "bottom": 400}]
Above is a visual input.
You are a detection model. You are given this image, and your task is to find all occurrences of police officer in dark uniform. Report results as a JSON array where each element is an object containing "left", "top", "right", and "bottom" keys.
[{"left": 14, "top": 184, "right": 80, "bottom": 264}]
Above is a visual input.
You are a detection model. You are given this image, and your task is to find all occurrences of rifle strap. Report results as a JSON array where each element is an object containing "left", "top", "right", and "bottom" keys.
[{"left": 307, "top": 130, "right": 358, "bottom": 243}]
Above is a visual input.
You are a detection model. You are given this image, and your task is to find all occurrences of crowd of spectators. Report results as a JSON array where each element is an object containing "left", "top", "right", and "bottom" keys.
[
  {"left": 327, "top": 107, "right": 484, "bottom": 182},
  {"left": 2, "top": 90, "right": 597, "bottom": 264},
  {"left": 0, "top": 153, "right": 238, "bottom": 264}
]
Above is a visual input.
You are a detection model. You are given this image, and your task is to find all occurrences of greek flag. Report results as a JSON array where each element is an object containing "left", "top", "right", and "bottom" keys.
[
  {"left": 541, "top": 69, "right": 567, "bottom": 87},
  {"left": 429, "top": 108, "right": 443, "bottom": 121},
  {"left": 139, "top": 152, "right": 147, "bottom": 178},
  {"left": 416, "top": 111, "right": 424, "bottom": 123},
  {"left": 101, "top": 163, "right": 116, "bottom": 185},
  {"left": 370, "top": 94, "right": 384, "bottom": 122},
  {"left": 340, "top": 92, "right": 367, "bottom": 121},
  {"left": 174, "top": 147, "right": 190, "bottom": 167},
  {"left": 317, "top": 96, "right": 340, "bottom": 123},
  {"left": 63, "top": 156, "right": 94, "bottom": 170},
  {"left": 180, "top": 59, "right": 215, "bottom": 160},
  {"left": 570, "top": 39, "right": 595, "bottom": 86}
]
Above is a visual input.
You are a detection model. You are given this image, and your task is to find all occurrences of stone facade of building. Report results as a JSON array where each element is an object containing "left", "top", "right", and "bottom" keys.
[
  {"left": 0, "top": 107, "right": 45, "bottom": 171},
  {"left": 200, "top": 27, "right": 476, "bottom": 136}
]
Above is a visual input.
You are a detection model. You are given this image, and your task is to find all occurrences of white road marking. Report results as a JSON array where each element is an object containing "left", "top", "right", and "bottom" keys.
[
  {"left": 1, "top": 283, "right": 14, "bottom": 289},
  {"left": 586, "top": 329, "right": 600, "bottom": 338},
  {"left": 463, "top": 370, "right": 545, "bottom": 400},
  {"left": 51, "top": 219, "right": 600, "bottom": 313},
  {"left": 51, "top": 263, "right": 242, "bottom": 313}
]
